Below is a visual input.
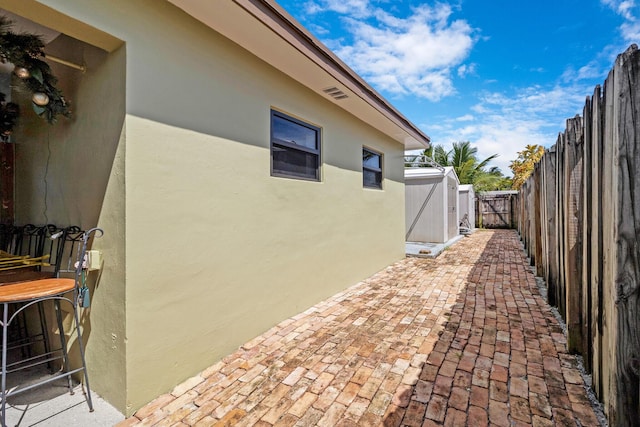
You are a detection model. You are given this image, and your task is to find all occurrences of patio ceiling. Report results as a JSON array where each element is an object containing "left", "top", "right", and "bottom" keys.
[{"left": 0, "top": 0, "right": 123, "bottom": 53}]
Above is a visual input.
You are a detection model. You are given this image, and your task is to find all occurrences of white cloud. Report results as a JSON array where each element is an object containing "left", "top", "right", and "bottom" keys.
[
  {"left": 620, "top": 19, "right": 640, "bottom": 41},
  {"left": 603, "top": 0, "right": 636, "bottom": 20},
  {"left": 561, "top": 61, "right": 608, "bottom": 81},
  {"left": 309, "top": 2, "right": 476, "bottom": 101},
  {"left": 303, "top": 0, "right": 607, "bottom": 177},
  {"left": 424, "top": 82, "right": 593, "bottom": 175},
  {"left": 305, "top": 0, "right": 372, "bottom": 18},
  {"left": 457, "top": 63, "right": 477, "bottom": 78},
  {"left": 602, "top": 0, "right": 640, "bottom": 42}
]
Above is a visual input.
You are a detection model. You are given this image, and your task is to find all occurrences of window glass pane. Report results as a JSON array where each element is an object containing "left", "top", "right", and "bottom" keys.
[
  {"left": 273, "top": 115, "right": 318, "bottom": 150},
  {"left": 273, "top": 144, "right": 318, "bottom": 180},
  {"left": 363, "top": 169, "right": 382, "bottom": 188},
  {"left": 363, "top": 150, "right": 381, "bottom": 169}
]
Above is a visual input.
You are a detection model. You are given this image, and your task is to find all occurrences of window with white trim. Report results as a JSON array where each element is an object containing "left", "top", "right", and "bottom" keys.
[
  {"left": 363, "top": 147, "right": 383, "bottom": 189},
  {"left": 271, "top": 110, "right": 321, "bottom": 181}
]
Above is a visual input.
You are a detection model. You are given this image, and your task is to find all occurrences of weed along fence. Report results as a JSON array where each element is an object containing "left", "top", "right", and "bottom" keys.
[{"left": 518, "top": 45, "right": 640, "bottom": 427}]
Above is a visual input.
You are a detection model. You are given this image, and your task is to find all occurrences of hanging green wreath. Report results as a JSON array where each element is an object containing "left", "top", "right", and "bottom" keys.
[{"left": 0, "top": 15, "right": 70, "bottom": 140}]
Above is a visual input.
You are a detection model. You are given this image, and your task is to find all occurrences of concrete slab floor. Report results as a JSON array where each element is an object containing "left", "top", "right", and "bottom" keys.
[
  {"left": 3, "top": 368, "right": 124, "bottom": 426},
  {"left": 406, "top": 233, "right": 466, "bottom": 258}
]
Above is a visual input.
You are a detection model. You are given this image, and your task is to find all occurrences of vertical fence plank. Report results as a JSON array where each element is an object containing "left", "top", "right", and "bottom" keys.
[
  {"left": 538, "top": 160, "right": 548, "bottom": 281},
  {"left": 528, "top": 182, "right": 534, "bottom": 260},
  {"left": 612, "top": 45, "right": 640, "bottom": 426},
  {"left": 590, "top": 85, "right": 605, "bottom": 400},
  {"left": 563, "top": 116, "right": 584, "bottom": 354},
  {"left": 582, "top": 96, "right": 593, "bottom": 374},
  {"left": 544, "top": 147, "right": 558, "bottom": 307},
  {"left": 534, "top": 163, "right": 543, "bottom": 275},
  {"left": 601, "top": 56, "right": 618, "bottom": 423},
  {"left": 556, "top": 132, "right": 567, "bottom": 320}
]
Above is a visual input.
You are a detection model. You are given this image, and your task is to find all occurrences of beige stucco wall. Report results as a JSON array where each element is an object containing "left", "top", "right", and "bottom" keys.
[
  {"left": 121, "top": 1, "right": 405, "bottom": 413},
  {"left": 125, "top": 113, "right": 405, "bottom": 411},
  {"left": 6, "top": 0, "right": 408, "bottom": 415}
]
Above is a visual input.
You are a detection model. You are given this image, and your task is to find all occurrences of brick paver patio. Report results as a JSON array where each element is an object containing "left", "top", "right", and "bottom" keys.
[{"left": 118, "top": 229, "right": 602, "bottom": 426}]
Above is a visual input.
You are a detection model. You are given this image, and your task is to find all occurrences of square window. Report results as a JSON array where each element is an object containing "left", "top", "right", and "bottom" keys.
[
  {"left": 271, "top": 110, "right": 321, "bottom": 181},
  {"left": 363, "top": 148, "right": 383, "bottom": 189}
]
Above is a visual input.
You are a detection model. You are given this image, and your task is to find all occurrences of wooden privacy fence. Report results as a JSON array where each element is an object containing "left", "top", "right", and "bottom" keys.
[
  {"left": 518, "top": 45, "right": 640, "bottom": 427},
  {"left": 475, "top": 191, "right": 518, "bottom": 229}
]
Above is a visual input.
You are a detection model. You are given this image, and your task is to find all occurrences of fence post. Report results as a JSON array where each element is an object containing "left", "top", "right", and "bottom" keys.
[
  {"left": 543, "top": 146, "right": 558, "bottom": 307},
  {"left": 563, "top": 115, "right": 584, "bottom": 355},
  {"left": 589, "top": 85, "right": 605, "bottom": 400},
  {"left": 609, "top": 45, "right": 640, "bottom": 426}
]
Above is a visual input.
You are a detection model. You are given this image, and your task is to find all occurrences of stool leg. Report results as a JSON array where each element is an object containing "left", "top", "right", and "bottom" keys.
[
  {"left": 72, "top": 304, "right": 93, "bottom": 411},
  {"left": 37, "top": 302, "right": 52, "bottom": 371},
  {"left": 2, "top": 303, "right": 9, "bottom": 427},
  {"left": 16, "top": 305, "right": 29, "bottom": 359},
  {"left": 54, "top": 300, "right": 73, "bottom": 394}
]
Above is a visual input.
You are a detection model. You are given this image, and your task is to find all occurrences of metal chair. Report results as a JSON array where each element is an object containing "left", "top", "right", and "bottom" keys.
[
  {"left": 0, "top": 227, "right": 103, "bottom": 426},
  {"left": 0, "top": 224, "right": 68, "bottom": 367},
  {"left": 0, "top": 225, "right": 11, "bottom": 254}
]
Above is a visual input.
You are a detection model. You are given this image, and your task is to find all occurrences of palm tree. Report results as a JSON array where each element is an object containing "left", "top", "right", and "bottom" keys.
[
  {"left": 408, "top": 141, "right": 506, "bottom": 190},
  {"left": 433, "top": 141, "right": 499, "bottom": 185},
  {"left": 404, "top": 146, "right": 437, "bottom": 168},
  {"left": 474, "top": 166, "right": 513, "bottom": 192},
  {"left": 432, "top": 145, "right": 449, "bottom": 166}
]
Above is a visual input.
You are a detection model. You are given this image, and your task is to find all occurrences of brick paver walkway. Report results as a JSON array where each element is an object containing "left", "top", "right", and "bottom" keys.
[{"left": 119, "top": 230, "right": 602, "bottom": 426}]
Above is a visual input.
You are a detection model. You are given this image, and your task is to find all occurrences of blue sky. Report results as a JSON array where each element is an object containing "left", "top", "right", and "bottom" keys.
[{"left": 276, "top": 0, "right": 639, "bottom": 175}]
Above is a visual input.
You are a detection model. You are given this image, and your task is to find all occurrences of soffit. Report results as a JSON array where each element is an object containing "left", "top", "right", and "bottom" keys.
[
  {"left": 0, "top": 0, "right": 123, "bottom": 52},
  {"left": 167, "top": 0, "right": 430, "bottom": 150}
]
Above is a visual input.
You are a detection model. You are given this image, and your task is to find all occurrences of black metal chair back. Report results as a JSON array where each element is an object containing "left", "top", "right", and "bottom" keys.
[{"left": 56, "top": 226, "right": 85, "bottom": 277}]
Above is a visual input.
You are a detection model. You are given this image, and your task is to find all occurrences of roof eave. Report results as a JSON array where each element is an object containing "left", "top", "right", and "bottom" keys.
[{"left": 167, "top": 0, "right": 430, "bottom": 149}]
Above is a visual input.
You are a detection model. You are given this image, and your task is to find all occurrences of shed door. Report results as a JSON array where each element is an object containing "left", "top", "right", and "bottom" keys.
[{"left": 447, "top": 177, "right": 458, "bottom": 239}]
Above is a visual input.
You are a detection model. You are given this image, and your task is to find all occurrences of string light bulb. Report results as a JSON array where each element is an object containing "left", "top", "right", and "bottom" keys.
[
  {"left": 32, "top": 92, "right": 50, "bottom": 106},
  {"left": 14, "top": 67, "right": 30, "bottom": 79}
]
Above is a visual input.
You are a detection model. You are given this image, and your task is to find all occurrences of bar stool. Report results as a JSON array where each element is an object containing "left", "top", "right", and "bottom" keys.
[{"left": 0, "top": 227, "right": 103, "bottom": 426}]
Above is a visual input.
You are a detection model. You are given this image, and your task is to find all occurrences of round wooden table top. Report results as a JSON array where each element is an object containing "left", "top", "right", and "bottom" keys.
[{"left": 0, "top": 278, "right": 76, "bottom": 303}]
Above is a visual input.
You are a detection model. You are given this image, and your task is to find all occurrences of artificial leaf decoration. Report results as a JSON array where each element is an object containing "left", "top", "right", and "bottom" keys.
[
  {"left": 29, "top": 67, "right": 43, "bottom": 84},
  {"left": 0, "top": 15, "right": 70, "bottom": 134},
  {"left": 32, "top": 104, "right": 46, "bottom": 116}
]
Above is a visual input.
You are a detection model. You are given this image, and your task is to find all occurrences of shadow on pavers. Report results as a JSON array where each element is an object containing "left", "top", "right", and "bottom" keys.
[{"left": 386, "top": 230, "right": 602, "bottom": 426}]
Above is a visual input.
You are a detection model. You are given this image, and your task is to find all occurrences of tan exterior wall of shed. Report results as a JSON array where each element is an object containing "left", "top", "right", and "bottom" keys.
[
  {"left": 9, "top": 0, "right": 407, "bottom": 415},
  {"left": 405, "top": 178, "right": 447, "bottom": 243}
]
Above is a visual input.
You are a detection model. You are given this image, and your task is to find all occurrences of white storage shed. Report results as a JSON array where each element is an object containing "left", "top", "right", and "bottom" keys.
[
  {"left": 405, "top": 166, "right": 460, "bottom": 244},
  {"left": 458, "top": 184, "right": 476, "bottom": 232}
]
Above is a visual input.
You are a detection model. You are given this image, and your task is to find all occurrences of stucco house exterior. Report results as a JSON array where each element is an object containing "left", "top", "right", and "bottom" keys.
[
  {"left": 0, "top": 0, "right": 429, "bottom": 415},
  {"left": 405, "top": 166, "right": 460, "bottom": 244}
]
